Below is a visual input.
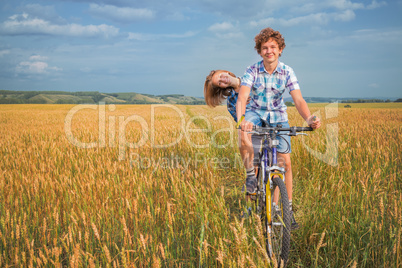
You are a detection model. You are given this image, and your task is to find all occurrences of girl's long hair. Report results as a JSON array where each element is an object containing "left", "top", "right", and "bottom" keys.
[{"left": 204, "top": 70, "right": 237, "bottom": 107}]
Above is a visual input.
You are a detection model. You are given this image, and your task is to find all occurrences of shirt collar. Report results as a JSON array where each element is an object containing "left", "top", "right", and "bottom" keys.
[{"left": 258, "top": 60, "right": 284, "bottom": 74}]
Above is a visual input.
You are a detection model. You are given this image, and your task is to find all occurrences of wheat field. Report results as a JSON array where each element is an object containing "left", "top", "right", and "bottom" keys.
[{"left": 0, "top": 103, "right": 401, "bottom": 267}]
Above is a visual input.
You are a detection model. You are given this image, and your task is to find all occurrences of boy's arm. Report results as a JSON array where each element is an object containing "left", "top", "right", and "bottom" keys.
[{"left": 290, "top": 89, "right": 321, "bottom": 129}]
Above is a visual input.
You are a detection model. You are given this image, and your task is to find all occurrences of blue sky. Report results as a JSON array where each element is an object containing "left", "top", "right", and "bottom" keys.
[{"left": 0, "top": 0, "right": 401, "bottom": 98}]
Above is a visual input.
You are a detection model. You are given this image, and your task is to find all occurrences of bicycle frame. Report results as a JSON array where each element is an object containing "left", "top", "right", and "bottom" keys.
[
  {"left": 257, "top": 131, "right": 286, "bottom": 226},
  {"left": 246, "top": 123, "right": 313, "bottom": 266}
]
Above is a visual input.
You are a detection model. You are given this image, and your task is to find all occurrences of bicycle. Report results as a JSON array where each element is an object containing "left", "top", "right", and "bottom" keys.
[{"left": 244, "top": 119, "right": 313, "bottom": 267}]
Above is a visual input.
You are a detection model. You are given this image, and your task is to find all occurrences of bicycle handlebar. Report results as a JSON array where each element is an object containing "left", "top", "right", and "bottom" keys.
[
  {"left": 252, "top": 125, "right": 313, "bottom": 132},
  {"left": 249, "top": 125, "right": 313, "bottom": 136},
  {"left": 236, "top": 116, "right": 314, "bottom": 133}
]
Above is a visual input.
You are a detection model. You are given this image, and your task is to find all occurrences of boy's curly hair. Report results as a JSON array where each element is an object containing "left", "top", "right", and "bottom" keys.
[
  {"left": 254, "top": 27, "right": 286, "bottom": 54},
  {"left": 204, "top": 70, "right": 236, "bottom": 107}
]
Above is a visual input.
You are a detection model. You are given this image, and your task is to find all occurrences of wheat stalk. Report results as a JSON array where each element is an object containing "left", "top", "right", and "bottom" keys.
[
  {"left": 315, "top": 230, "right": 326, "bottom": 267},
  {"left": 91, "top": 222, "right": 101, "bottom": 242}
]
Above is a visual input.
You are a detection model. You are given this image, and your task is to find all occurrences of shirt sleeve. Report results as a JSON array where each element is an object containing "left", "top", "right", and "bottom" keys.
[
  {"left": 286, "top": 66, "right": 300, "bottom": 93},
  {"left": 240, "top": 65, "right": 256, "bottom": 88}
]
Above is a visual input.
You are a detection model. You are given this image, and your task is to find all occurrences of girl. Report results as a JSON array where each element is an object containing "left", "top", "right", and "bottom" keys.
[{"left": 204, "top": 70, "right": 240, "bottom": 121}]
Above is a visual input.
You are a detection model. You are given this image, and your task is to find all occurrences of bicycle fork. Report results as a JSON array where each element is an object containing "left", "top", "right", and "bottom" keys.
[{"left": 262, "top": 142, "right": 286, "bottom": 224}]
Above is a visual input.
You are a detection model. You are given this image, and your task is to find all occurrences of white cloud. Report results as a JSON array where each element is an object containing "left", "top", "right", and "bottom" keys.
[
  {"left": 127, "top": 31, "right": 196, "bottom": 41},
  {"left": 249, "top": 18, "right": 275, "bottom": 28},
  {"left": 333, "top": 9, "right": 355, "bottom": 21},
  {"left": 127, "top": 32, "right": 152, "bottom": 41},
  {"left": 0, "top": 50, "right": 11, "bottom": 57},
  {"left": 207, "top": 22, "right": 243, "bottom": 39},
  {"left": 208, "top": 22, "right": 235, "bottom": 32},
  {"left": 17, "top": 61, "right": 49, "bottom": 74},
  {"left": 16, "top": 55, "right": 62, "bottom": 75},
  {"left": 285, "top": 13, "right": 331, "bottom": 26},
  {"left": 350, "top": 29, "right": 402, "bottom": 44},
  {"left": 194, "top": 0, "right": 385, "bottom": 22},
  {"left": 197, "top": 0, "right": 273, "bottom": 18},
  {"left": 328, "top": 0, "right": 364, "bottom": 10},
  {"left": 29, "top": 55, "right": 48, "bottom": 61},
  {"left": 251, "top": 13, "right": 330, "bottom": 28},
  {"left": 22, "top": 4, "right": 66, "bottom": 24},
  {"left": 218, "top": 32, "right": 244, "bottom": 39},
  {"left": 0, "top": 13, "right": 119, "bottom": 38},
  {"left": 163, "top": 31, "right": 196, "bottom": 38},
  {"left": 367, "top": 0, "right": 387, "bottom": 9},
  {"left": 248, "top": 0, "right": 390, "bottom": 30},
  {"left": 251, "top": 9, "right": 357, "bottom": 28},
  {"left": 165, "top": 11, "right": 189, "bottom": 21},
  {"left": 89, "top": 4, "right": 154, "bottom": 23}
]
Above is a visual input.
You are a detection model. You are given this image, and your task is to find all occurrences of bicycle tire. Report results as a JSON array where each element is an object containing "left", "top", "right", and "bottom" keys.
[{"left": 266, "top": 176, "right": 291, "bottom": 267}]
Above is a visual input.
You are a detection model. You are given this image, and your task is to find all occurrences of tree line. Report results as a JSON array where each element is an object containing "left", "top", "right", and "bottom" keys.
[{"left": 341, "top": 99, "right": 401, "bottom": 103}]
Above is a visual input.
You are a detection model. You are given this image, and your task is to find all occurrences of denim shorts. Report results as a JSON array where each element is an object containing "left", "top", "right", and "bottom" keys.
[{"left": 245, "top": 110, "right": 292, "bottom": 155}]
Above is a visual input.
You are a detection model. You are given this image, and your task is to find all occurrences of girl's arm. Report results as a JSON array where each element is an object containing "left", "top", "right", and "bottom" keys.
[{"left": 232, "top": 77, "right": 241, "bottom": 92}]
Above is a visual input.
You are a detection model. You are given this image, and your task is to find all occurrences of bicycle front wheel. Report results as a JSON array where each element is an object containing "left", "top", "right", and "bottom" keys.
[{"left": 266, "top": 176, "right": 291, "bottom": 267}]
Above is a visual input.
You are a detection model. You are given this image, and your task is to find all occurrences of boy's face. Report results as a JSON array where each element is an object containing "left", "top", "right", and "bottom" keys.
[{"left": 259, "top": 38, "right": 283, "bottom": 65}]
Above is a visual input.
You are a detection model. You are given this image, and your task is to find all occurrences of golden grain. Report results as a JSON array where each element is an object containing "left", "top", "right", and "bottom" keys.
[
  {"left": 246, "top": 255, "right": 257, "bottom": 268},
  {"left": 91, "top": 222, "right": 101, "bottom": 242},
  {"left": 253, "top": 236, "right": 270, "bottom": 264},
  {"left": 140, "top": 233, "right": 147, "bottom": 250},
  {"left": 89, "top": 257, "right": 96, "bottom": 268},
  {"left": 159, "top": 243, "right": 166, "bottom": 260},
  {"left": 104, "top": 244, "right": 112, "bottom": 264},
  {"left": 1, "top": 104, "right": 400, "bottom": 267}
]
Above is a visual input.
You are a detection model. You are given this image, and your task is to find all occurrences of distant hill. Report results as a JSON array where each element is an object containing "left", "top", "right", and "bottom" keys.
[
  {"left": 0, "top": 90, "right": 206, "bottom": 105},
  {"left": 0, "top": 90, "right": 399, "bottom": 105},
  {"left": 284, "top": 97, "right": 399, "bottom": 103}
]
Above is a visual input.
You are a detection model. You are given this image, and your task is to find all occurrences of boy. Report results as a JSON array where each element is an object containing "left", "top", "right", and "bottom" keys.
[{"left": 236, "top": 27, "right": 321, "bottom": 229}]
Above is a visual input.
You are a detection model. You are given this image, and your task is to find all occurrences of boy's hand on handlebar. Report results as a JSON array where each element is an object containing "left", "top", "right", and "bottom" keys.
[
  {"left": 307, "top": 115, "right": 321, "bottom": 129},
  {"left": 240, "top": 120, "right": 253, "bottom": 132}
]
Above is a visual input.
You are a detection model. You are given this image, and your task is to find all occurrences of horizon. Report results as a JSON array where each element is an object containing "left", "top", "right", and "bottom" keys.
[
  {"left": 1, "top": 88, "right": 399, "bottom": 101},
  {"left": 1, "top": 1, "right": 401, "bottom": 99}
]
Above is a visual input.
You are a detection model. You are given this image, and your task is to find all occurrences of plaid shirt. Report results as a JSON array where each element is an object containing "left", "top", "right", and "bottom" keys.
[
  {"left": 241, "top": 60, "right": 300, "bottom": 123},
  {"left": 227, "top": 88, "right": 238, "bottom": 122}
]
